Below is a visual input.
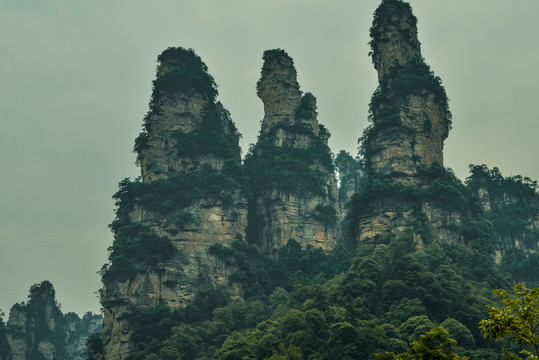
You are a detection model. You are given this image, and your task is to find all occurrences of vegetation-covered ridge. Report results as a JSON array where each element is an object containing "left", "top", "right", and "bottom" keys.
[
  {"left": 108, "top": 228, "right": 518, "bottom": 360},
  {"left": 5, "top": 281, "right": 103, "bottom": 360},
  {"left": 134, "top": 46, "right": 242, "bottom": 165},
  {"left": 335, "top": 150, "right": 364, "bottom": 206},
  {"left": 171, "top": 103, "right": 242, "bottom": 162},
  {"left": 466, "top": 164, "right": 538, "bottom": 201},
  {"left": 360, "top": 59, "right": 452, "bottom": 169},
  {"left": 466, "top": 164, "right": 539, "bottom": 285},
  {"left": 244, "top": 120, "right": 334, "bottom": 198},
  {"left": 347, "top": 164, "right": 495, "bottom": 248},
  {"left": 6, "top": 281, "right": 67, "bottom": 360},
  {"left": 154, "top": 46, "right": 218, "bottom": 105},
  {"left": 102, "top": 164, "right": 245, "bottom": 280}
]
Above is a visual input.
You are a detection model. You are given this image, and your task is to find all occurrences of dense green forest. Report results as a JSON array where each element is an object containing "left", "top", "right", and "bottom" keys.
[
  {"left": 91, "top": 159, "right": 539, "bottom": 360},
  {"left": 91, "top": 214, "right": 534, "bottom": 360}
]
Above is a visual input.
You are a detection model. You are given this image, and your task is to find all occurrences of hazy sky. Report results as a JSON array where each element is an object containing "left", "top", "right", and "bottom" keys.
[{"left": 1, "top": 0, "right": 537, "bottom": 316}]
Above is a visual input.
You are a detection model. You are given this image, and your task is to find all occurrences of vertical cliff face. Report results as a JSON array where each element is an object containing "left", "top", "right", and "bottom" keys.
[
  {"left": 4, "top": 281, "right": 102, "bottom": 360},
  {"left": 363, "top": 0, "right": 450, "bottom": 183},
  {"left": 466, "top": 165, "right": 539, "bottom": 284},
  {"left": 369, "top": 0, "right": 421, "bottom": 81},
  {"left": 351, "top": 0, "right": 464, "bottom": 245},
  {"left": 136, "top": 48, "right": 241, "bottom": 181},
  {"left": 100, "top": 47, "right": 248, "bottom": 360},
  {"left": 245, "top": 50, "right": 340, "bottom": 255}
]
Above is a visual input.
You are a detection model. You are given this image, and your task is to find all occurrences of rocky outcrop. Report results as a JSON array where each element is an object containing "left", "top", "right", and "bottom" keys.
[
  {"left": 364, "top": 0, "right": 450, "bottom": 182},
  {"left": 369, "top": 0, "right": 421, "bottom": 80},
  {"left": 466, "top": 164, "right": 539, "bottom": 284},
  {"left": 352, "top": 0, "right": 462, "bottom": 245},
  {"left": 4, "top": 281, "right": 102, "bottom": 360},
  {"left": 100, "top": 47, "right": 248, "bottom": 360},
  {"left": 245, "top": 50, "right": 340, "bottom": 255}
]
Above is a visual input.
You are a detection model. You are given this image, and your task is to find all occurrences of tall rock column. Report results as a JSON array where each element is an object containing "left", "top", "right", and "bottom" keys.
[
  {"left": 4, "top": 281, "right": 102, "bottom": 360},
  {"left": 363, "top": 0, "right": 451, "bottom": 182},
  {"left": 100, "top": 47, "right": 248, "bottom": 360},
  {"left": 351, "top": 0, "right": 465, "bottom": 244},
  {"left": 245, "top": 49, "right": 340, "bottom": 255}
]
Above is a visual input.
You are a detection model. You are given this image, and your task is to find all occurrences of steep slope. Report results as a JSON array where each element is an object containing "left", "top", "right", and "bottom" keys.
[
  {"left": 351, "top": 0, "right": 472, "bottom": 245},
  {"left": 466, "top": 164, "right": 539, "bottom": 284},
  {"left": 4, "top": 281, "right": 102, "bottom": 360},
  {"left": 245, "top": 50, "right": 340, "bottom": 255},
  {"left": 100, "top": 47, "right": 248, "bottom": 360}
]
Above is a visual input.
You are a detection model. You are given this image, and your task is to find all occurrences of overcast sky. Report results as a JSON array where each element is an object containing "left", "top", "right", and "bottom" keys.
[{"left": 1, "top": 0, "right": 537, "bottom": 316}]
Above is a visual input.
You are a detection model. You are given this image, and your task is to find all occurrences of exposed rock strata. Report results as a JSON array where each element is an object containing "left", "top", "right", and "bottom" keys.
[
  {"left": 4, "top": 281, "right": 102, "bottom": 360},
  {"left": 100, "top": 47, "right": 248, "bottom": 360},
  {"left": 365, "top": 0, "right": 450, "bottom": 182},
  {"left": 466, "top": 165, "right": 539, "bottom": 283},
  {"left": 246, "top": 50, "right": 340, "bottom": 255},
  {"left": 354, "top": 0, "right": 461, "bottom": 244}
]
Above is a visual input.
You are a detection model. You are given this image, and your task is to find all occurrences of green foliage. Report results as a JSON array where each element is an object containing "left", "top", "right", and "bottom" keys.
[
  {"left": 153, "top": 47, "right": 218, "bottom": 108},
  {"left": 209, "top": 239, "right": 351, "bottom": 299},
  {"left": 313, "top": 204, "right": 338, "bottom": 228},
  {"left": 295, "top": 92, "right": 317, "bottom": 120},
  {"left": 501, "top": 249, "right": 539, "bottom": 286},
  {"left": 112, "top": 165, "right": 237, "bottom": 220},
  {"left": 172, "top": 104, "right": 242, "bottom": 162},
  {"left": 117, "top": 224, "right": 515, "bottom": 360},
  {"left": 375, "top": 327, "right": 470, "bottom": 360},
  {"left": 335, "top": 150, "right": 363, "bottom": 179},
  {"left": 101, "top": 222, "right": 176, "bottom": 280},
  {"left": 360, "top": 60, "right": 452, "bottom": 167},
  {"left": 121, "top": 239, "right": 355, "bottom": 360},
  {"left": 335, "top": 150, "right": 363, "bottom": 206},
  {"left": 244, "top": 123, "right": 333, "bottom": 198},
  {"left": 133, "top": 47, "right": 242, "bottom": 168},
  {"left": 204, "top": 231, "right": 506, "bottom": 359},
  {"left": 124, "top": 288, "right": 232, "bottom": 360},
  {"left": 346, "top": 165, "right": 489, "bottom": 248},
  {"left": 466, "top": 164, "right": 539, "bottom": 282},
  {"left": 85, "top": 332, "right": 103, "bottom": 360},
  {"left": 133, "top": 131, "right": 149, "bottom": 160},
  {"left": 466, "top": 164, "right": 538, "bottom": 199},
  {"left": 480, "top": 284, "right": 539, "bottom": 359},
  {"left": 103, "top": 164, "right": 243, "bottom": 280},
  {"left": 375, "top": 61, "right": 451, "bottom": 112},
  {"left": 5, "top": 281, "right": 70, "bottom": 360}
]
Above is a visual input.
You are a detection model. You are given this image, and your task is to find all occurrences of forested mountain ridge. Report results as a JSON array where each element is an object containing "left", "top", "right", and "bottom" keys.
[
  {"left": 1, "top": 281, "right": 102, "bottom": 360},
  {"left": 88, "top": 0, "right": 539, "bottom": 359}
]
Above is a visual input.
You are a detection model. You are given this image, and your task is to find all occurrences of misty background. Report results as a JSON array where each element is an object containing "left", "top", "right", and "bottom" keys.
[{"left": 1, "top": 0, "right": 537, "bottom": 316}]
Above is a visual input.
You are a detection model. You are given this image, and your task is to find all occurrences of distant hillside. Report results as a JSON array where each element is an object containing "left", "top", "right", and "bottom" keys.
[{"left": 2, "top": 281, "right": 102, "bottom": 360}]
